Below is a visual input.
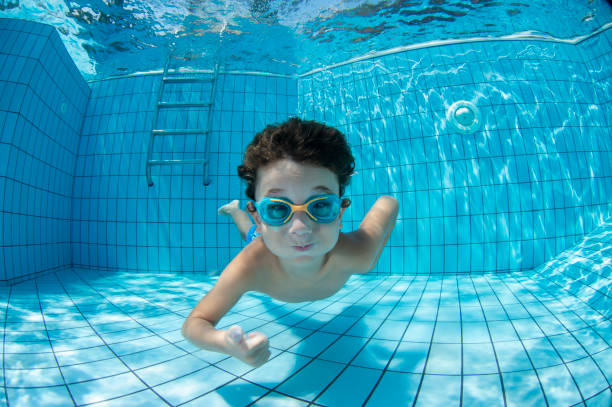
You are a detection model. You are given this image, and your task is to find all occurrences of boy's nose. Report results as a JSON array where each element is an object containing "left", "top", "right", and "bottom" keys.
[{"left": 288, "top": 211, "right": 313, "bottom": 235}]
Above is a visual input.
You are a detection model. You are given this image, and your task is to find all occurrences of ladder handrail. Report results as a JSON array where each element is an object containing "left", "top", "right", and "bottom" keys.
[
  {"left": 146, "top": 57, "right": 171, "bottom": 186},
  {"left": 146, "top": 58, "right": 218, "bottom": 187},
  {"left": 203, "top": 62, "right": 220, "bottom": 186}
]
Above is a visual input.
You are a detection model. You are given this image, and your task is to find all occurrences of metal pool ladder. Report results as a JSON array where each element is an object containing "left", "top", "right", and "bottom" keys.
[{"left": 146, "top": 59, "right": 219, "bottom": 186}]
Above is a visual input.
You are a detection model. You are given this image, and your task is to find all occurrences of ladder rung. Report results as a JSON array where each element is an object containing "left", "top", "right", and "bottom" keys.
[
  {"left": 158, "top": 102, "right": 211, "bottom": 108},
  {"left": 148, "top": 159, "right": 208, "bottom": 166},
  {"left": 152, "top": 129, "right": 208, "bottom": 135},
  {"left": 163, "top": 76, "right": 213, "bottom": 83}
]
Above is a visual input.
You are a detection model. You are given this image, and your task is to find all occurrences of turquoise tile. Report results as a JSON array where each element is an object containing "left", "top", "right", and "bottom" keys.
[
  {"left": 352, "top": 338, "right": 397, "bottom": 370},
  {"left": 316, "top": 365, "right": 381, "bottom": 407},
  {"left": 494, "top": 341, "right": 533, "bottom": 372},
  {"left": 585, "top": 389, "right": 612, "bottom": 407},
  {"left": 288, "top": 331, "right": 339, "bottom": 358},
  {"left": 566, "top": 357, "right": 609, "bottom": 400},
  {"left": 134, "top": 354, "right": 208, "bottom": 387},
  {"left": 482, "top": 305, "right": 508, "bottom": 321},
  {"left": 346, "top": 316, "right": 384, "bottom": 337},
  {"left": 549, "top": 333, "right": 588, "bottom": 362},
  {"left": 184, "top": 378, "right": 267, "bottom": 407},
  {"left": 462, "top": 374, "right": 505, "bottom": 407},
  {"left": 425, "top": 343, "right": 461, "bottom": 374},
  {"left": 319, "top": 335, "right": 367, "bottom": 364},
  {"left": 537, "top": 364, "right": 583, "bottom": 406},
  {"left": 271, "top": 327, "right": 312, "bottom": 351},
  {"left": 592, "top": 348, "right": 612, "bottom": 382},
  {"left": 593, "top": 321, "right": 612, "bottom": 344},
  {"left": 373, "top": 320, "right": 408, "bottom": 341},
  {"left": 61, "top": 357, "right": 129, "bottom": 384},
  {"left": 402, "top": 321, "right": 434, "bottom": 342},
  {"left": 522, "top": 337, "right": 563, "bottom": 369},
  {"left": 215, "top": 354, "right": 257, "bottom": 377},
  {"left": 3, "top": 351, "right": 57, "bottom": 369},
  {"left": 432, "top": 321, "right": 461, "bottom": 343},
  {"left": 387, "top": 341, "right": 429, "bottom": 373},
  {"left": 243, "top": 352, "right": 310, "bottom": 387},
  {"left": 463, "top": 342, "right": 499, "bottom": 374},
  {"left": 252, "top": 393, "right": 308, "bottom": 407},
  {"left": 572, "top": 328, "right": 608, "bottom": 354},
  {"left": 68, "top": 372, "right": 147, "bottom": 405},
  {"left": 462, "top": 321, "right": 489, "bottom": 343},
  {"left": 535, "top": 315, "right": 568, "bottom": 336},
  {"left": 512, "top": 318, "right": 544, "bottom": 340},
  {"left": 502, "top": 370, "right": 547, "bottom": 407},
  {"left": 6, "top": 386, "right": 74, "bottom": 407},
  {"left": 3, "top": 339, "right": 52, "bottom": 354},
  {"left": 153, "top": 365, "right": 235, "bottom": 406},
  {"left": 488, "top": 320, "right": 519, "bottom": 342},
  {"left": 277, "top": 358, "right": 344, "bottom": 401},
  {"left": 120, "top": 344, "right": 186, "bottom": 370},
  {"left": 366, "top": 371, "right": 420, "bottom": 406},
  {"left": 89, "top": 389, "right": 168, "bottom": 407},
  {"left": 5, "top": 367, "right": 64, "bottom": 387},
  {"left": 102, "top": 327, "right": 157, "bottom": 346},
  {"left": 415, "top": 374, "right": 461, "bottom": 407}
]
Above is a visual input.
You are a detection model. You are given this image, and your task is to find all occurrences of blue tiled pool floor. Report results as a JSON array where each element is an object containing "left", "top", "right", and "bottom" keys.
[{"left": 2, "top": 223, "right": 611, "bottom": 407}]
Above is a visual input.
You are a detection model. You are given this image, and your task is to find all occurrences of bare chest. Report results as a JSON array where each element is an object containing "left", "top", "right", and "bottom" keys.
[{"left": 263, "top": 268, "right": 351, "bottom": 303}]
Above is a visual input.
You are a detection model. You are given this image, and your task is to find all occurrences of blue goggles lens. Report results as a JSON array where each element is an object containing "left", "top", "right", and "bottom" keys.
[{"left": 254, "top": 194, "right": 342, "bottom": 226}]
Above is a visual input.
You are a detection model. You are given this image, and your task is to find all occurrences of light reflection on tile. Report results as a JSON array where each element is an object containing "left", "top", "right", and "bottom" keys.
[{"left": 3, "top": 221, "right": 611, "bottom": 406}]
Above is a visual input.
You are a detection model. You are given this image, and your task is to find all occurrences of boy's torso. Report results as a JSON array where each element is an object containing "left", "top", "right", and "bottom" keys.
[{"left": 241, "top": 233, "right": 363, "bottom": 303}]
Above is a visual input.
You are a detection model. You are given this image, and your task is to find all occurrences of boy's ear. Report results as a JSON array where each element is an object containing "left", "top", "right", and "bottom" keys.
[
  {"left": 247, "top": 201, "right": 263, "bottom": 231},
  {"left": 338, "top": 199, "right": 350, "bottom": 228},
  {"left": 247, "top": 201, "right": 256, "bottom": 213}
]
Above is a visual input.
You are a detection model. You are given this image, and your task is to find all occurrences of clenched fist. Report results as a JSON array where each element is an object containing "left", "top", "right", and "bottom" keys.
[{"left": 225, "top": 325, "right": 271, "bottom": 367}]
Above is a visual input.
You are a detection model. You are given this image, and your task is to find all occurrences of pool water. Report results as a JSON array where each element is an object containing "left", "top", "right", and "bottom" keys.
[
  {"left": 2, "top": 1, "right": 612, "bottom": 78},
  {"left": 1, "top": 3, "right": 612, "bottom": 406}
]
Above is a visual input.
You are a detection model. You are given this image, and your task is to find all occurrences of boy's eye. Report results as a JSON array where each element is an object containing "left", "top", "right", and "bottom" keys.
[
  {"left": 268, "top": 203, "right": 290, "bottom": 218},
  {"left": 311, "top": 201, "right": 332, "bottom": 215}
]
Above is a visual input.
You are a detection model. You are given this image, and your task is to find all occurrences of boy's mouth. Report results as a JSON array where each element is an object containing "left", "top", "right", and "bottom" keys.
[{"left": 292, "top": 244, "right": 313, "bottom": 251}]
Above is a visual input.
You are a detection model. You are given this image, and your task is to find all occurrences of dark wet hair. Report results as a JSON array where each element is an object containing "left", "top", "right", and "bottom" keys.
[{"left": 238, "top": 117, "right": 355, "bottom": 201}]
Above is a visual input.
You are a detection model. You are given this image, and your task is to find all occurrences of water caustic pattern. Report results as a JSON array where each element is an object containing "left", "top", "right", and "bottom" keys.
[
  {"left": 1, "top": 15, "right": 612, "bottom": 407},
  {"left": 1, "top": 0, "right": 612, "bottom": 78},
  {"left": 1, "top": 221, "right": 611, "bottom": 406}
]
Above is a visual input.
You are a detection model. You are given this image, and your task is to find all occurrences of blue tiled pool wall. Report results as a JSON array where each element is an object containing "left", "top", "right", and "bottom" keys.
[
  {"left": 576, "top": 28, "right": 611, "bottom": 144},
  {"left": 0, "top": 19, "right": 90, "bottom": 284},
  {"left": 1, "top": 18, "right": 611, "bottom": 282},
  {"left": 584, "top": 27, "right": 612, "bottom": 126},
  {"left": 72, "top": 72, "right": 297, "bottom": 273},
  {"left": 299, "top": 35, "right": 612, "bottom": 275},
  {"left": 71, "top": 32, "right": 612, "bottom": 276}
]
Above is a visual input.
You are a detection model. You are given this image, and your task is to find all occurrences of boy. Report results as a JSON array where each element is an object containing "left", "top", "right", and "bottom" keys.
[{"left": 181, "top": 118, "right": 399, "bottom": 367}]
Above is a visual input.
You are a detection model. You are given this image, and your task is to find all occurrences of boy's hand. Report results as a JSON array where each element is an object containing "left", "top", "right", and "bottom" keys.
[{"left": 225, "top": 325, "right": 270, "bottom": 367}]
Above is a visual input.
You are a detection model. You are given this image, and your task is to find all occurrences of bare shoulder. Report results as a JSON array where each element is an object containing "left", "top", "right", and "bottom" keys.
[
  {"left": 335, "top": 196, "right": 399, "bottom": 274},
  {"left": 226, "top": 238, "right": 274, "bottom": 288},
  {"left": 331, "top": 232, "right": 375, "bottom": 274}
]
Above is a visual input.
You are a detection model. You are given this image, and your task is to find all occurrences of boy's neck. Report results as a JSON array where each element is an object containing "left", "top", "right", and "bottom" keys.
[{"left": 276, "top": 253, "right": 329, "bottom": 281}]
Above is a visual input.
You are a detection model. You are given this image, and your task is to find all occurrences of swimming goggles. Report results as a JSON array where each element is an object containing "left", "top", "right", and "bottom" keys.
[{"left": 248, "top": 194, "right": 351, "bottom": 226}]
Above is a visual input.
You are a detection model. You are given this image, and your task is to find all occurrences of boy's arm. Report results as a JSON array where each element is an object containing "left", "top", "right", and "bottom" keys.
[
  {"left": 181, "top": 249, "right": 270, "bottom": 367},
  {"left": 347, "top": 195, "right": 399, "bottom": 273}
]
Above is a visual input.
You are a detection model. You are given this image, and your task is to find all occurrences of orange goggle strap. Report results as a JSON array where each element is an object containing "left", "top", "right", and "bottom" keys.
[{"left": 246, "top": 196, "right": 351, "bottom": 223}]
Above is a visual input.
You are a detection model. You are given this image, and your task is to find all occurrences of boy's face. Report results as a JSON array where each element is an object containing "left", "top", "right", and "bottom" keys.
[{"left": 253, "top": 158, "right": 347, "bottom": 265}]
